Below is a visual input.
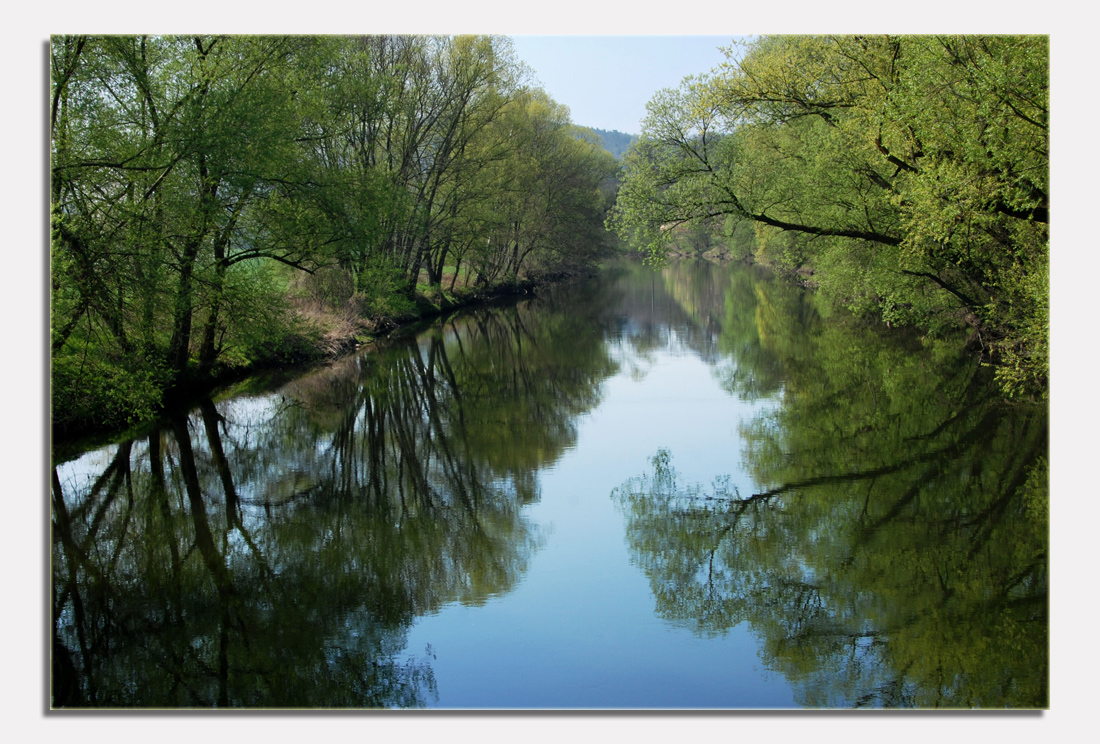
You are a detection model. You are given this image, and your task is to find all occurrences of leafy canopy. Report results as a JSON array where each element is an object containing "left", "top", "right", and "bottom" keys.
[{"left": 610, "top": 35, "right": 1048, "bottom": 398}]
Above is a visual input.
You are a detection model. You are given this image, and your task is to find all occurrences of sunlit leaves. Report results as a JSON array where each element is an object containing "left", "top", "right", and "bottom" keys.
[
  {"left": 613, "top": 35, "right": 1048, "bottom": 398},
  {"left": 52, "top": 34, "right": 619, "bottom": 436}
]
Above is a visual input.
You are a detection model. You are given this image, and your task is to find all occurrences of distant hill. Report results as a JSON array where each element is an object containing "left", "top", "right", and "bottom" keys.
[{"left": 586, "top": 127, "right": 639, "bottom": 160}]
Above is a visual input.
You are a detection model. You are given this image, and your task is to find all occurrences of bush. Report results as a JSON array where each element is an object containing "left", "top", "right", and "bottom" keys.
[
  {"left": 293, "top": 266, "right": 356, "bottom": 311},
  {"left": 52, "top": 354, "right": 167, "bottom": 435}
]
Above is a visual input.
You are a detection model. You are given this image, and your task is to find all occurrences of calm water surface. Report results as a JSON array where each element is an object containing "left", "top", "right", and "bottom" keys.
[{"left": 51, "top": 260, "right": 1048, "bottom": 708}]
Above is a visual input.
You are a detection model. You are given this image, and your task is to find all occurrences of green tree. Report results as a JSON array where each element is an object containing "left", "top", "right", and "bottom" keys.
[
  {"left": 465, "top": 90, "right": 620, "bottom": 285},
  {"left": 611, "top": 35, "right": 1048, "bottom": 398},
  {"left": 51, "top": 35, "right": 618, "bottom": 438},
  {"left": 51, "top": 35, "right": 329, "bottom": 430}
]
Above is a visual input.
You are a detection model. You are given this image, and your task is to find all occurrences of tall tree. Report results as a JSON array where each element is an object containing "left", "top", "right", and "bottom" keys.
[
  {"left": 51, "top": 34, "right": 618, "bottom": 436},
  {"left": 52, "top": 36, "right": 319, "bottom": 387}
]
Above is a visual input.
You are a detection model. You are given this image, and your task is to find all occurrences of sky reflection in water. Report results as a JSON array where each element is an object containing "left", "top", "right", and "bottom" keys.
[{"left": 51, "top": 260, "right": 1047, "bottom": 709}]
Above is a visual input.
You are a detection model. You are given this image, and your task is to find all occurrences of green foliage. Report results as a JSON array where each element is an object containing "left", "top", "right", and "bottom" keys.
[
  {"left": 52, "top": 354, "right": 167, "bottom": 433},
  {"left": 213, "top": 262, "right": 315, "bottom": 368},
  {"left": 722, "top": 216, "right": 756, "bottom": 260},
  {"left": 357, "top": 259, "right": 417, "bottom": 317},
  {"left": 586, "top": 127, "right": 639, "bottom": 160},
  {"left": 991, "top": 256, "right": 1048, "bottom": 398},
  {"left": 294, "top": 266, "right": 355, "bottom": 312},
  {"left": 611, "top": 35, "right": 1048, "bottom": 398},
  {"left": 51, "top": 34, "right": 617, "bottom": 437},
  {"left": 455, "top": 90, "right": 621, "bottom": 285}
]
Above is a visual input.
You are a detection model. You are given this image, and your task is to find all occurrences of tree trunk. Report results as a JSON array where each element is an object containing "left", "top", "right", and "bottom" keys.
[
  {"left": 198, "top": 209, "right": 242, "bottom": 374},
  {"left": 449, "top": 255, "right": 462, "bottom": 291},
  {"left": 166, "top": 238, "right": 200, "bottom": 378},
  {"left": 168, "top": 154, "right": 218, "bottom": 380}
]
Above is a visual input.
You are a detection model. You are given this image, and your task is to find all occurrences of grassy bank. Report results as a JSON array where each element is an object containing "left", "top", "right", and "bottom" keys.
[{"left": 51, "top": 270, "right": 552, "bottom": 453}]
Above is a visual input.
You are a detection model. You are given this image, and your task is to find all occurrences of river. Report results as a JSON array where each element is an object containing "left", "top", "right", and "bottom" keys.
[{"left": 50, "top": 259, "right": 1048, "bottom": 708}]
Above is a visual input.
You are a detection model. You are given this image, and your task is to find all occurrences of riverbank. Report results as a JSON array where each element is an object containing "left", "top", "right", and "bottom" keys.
[
  {"left": 657, "top": 244, "right": 819, "bottom": 289},
  {"left": 286, "top": 275, "right": 545, "bottom": 363},
  {"left": 51, "top": 272, "right": 577, "bottom": 458}
]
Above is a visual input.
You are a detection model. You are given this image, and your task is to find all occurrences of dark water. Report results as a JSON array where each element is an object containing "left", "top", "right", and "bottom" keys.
[{"left": 51, "top": 260, "right": 1048, "bottom": 709}]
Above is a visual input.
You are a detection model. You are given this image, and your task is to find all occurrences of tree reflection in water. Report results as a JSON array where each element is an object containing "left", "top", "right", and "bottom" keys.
[
  {"left": 613, "top": 263, "right": 1047, "bottom": 708},
  {"left": 51, "top": 294, "right": 616, "bottom": 708},
  {"left": 52, "top": 259, "right": 1048, "bottom": 709}
]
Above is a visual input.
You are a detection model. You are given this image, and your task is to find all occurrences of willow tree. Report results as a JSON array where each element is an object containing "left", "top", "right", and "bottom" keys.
[
  {"left": 611, "top": 35, "right": 1048, "bottom": 398},
  {"left": 460, "top": 89, "right": 620, "bottom": 286},
  {"left": 51, "top": 35, "right": 332, "bottom": 431},
  {"left": 51, "top": 34, "right": 619, "bottom": 437}
]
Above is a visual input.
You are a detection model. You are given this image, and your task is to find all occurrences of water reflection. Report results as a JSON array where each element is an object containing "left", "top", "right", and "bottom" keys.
[
  {"left": 613, "top": 263, "right": 1048, "bottom": 708},
  {"left": 51, "top": 295, "right": 617, "bottom": 708},
  {"left": 52, "top": 259, "right": 1048, "bottom": 709}
]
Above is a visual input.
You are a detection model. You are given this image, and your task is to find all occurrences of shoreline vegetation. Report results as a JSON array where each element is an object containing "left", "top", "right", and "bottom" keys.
[
  {"left": 51, "top": 35, "right": 621, "bottom": 446},
  {"left": 51, "top": 34, "right": 1048, "bottom": 453},
  {"left": 609, "top": 35, "right": 1048, "bottom": 402},
  {"left": 50, "top": 267, "right": 583, "bottom": 460}
]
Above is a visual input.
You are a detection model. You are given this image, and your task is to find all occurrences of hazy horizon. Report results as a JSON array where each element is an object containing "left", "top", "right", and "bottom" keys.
[{"left": 509, "top": 35, "right": 737, "bottom": 135}]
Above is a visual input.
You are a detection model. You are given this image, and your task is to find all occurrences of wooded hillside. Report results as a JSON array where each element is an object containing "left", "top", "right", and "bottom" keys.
[{"left": 588, "top": 127, "right": 638, "bottom": 159}]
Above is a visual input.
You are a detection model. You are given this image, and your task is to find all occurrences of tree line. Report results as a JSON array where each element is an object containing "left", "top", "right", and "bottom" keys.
[
  {"left": 610, "top": 35, "right": 1048, "bottom": 399},
  {"left": 587, "top": 128, "right": 639, "bottom": 160},
  {"left": 51, "top": 35, "right": 620, "bottom": 437}
]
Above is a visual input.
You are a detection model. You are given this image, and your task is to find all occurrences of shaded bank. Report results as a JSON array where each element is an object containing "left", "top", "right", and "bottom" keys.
[{"left": 51, "top": 269, "right": 583, "bottom": 452}]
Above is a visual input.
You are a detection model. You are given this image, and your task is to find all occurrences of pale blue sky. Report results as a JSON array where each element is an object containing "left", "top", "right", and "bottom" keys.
[{"left": 509, "top": 35, "right": 738, "bottom": 135}]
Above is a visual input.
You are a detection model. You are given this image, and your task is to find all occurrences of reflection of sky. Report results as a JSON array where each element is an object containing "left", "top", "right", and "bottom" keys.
[
  {"left": 54, "top": 447, "right": 119, "bottom": 501},
  {"left": 53, "top": 391, "right": 291, "bottom": 516},
  {"left": 404, "top": 330, "right": 794, "bottom": 708},
  {"left": 55, "top": 439, "right": 150, "bottom": 509},
  {"left": 51, "top": 271, "right": 793, "bottom": 708}
]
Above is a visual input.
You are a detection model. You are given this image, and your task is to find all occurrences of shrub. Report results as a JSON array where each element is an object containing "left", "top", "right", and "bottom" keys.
[{"left": 52, "top": 354, "right": 167, "bottom": 435}]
